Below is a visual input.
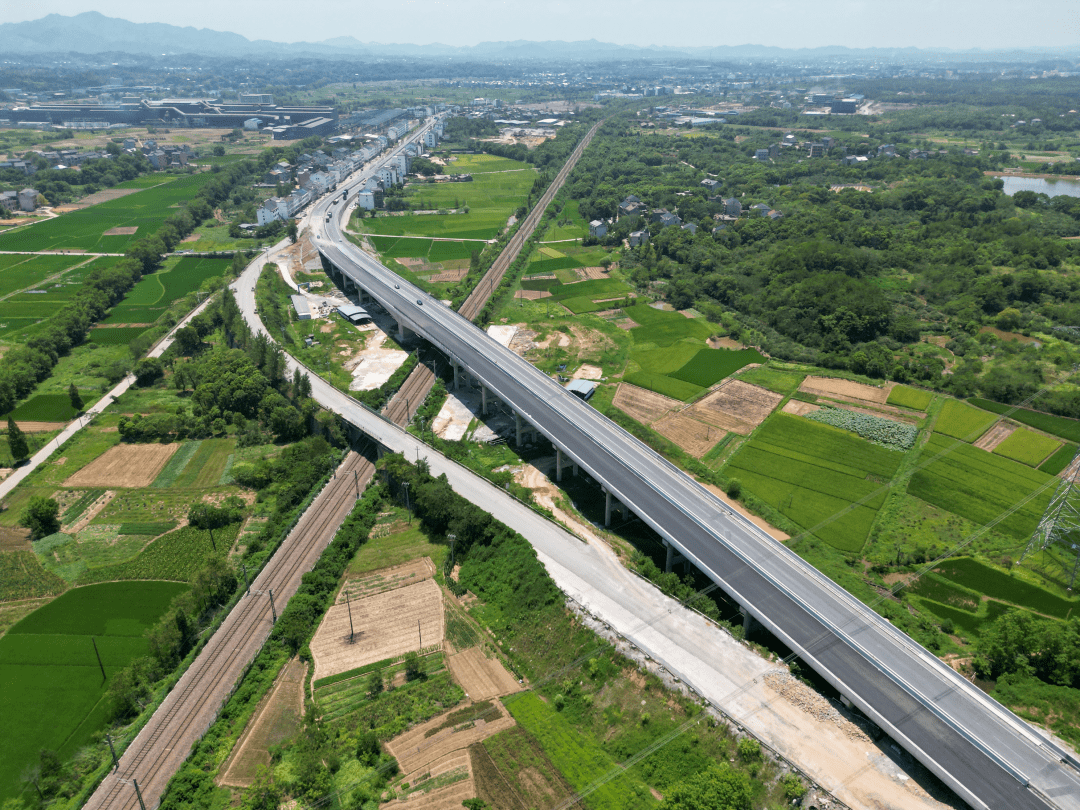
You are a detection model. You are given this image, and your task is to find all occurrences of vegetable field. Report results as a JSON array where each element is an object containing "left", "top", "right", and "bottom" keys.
[
  {"left": 5, "top": 393, "right": 78, "bottom": 421},
  {"left": 803, "top": 407, "right": 917, "bottom": 451},
  {"left": 726, "top": 414, "right": 903, "bottom": 551},
  {"left": 78, "top": 524, "right": 239, "bottom": 583},
  {"left": 0, "top": 581, "right": 186, "bottom": 802}
]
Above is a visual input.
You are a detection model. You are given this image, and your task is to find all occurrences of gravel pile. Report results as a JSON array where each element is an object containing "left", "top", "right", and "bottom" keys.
[{"left": 764, "top": 670, "right": 871, "bottom": 743}]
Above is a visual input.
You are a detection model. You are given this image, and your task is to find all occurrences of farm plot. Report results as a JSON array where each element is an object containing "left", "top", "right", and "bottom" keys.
[
  {"left": 219, "top": 657, "right": 305, "bottom": 788},
  {"left": 383, "top": 752, "right": 474, "bottom": 810},
  {"left": 64, "top": 443, "right": 179, "bottom": 488},
  {"left": 929, "top": 556, "right": 1080, "bottom": 619},
  {"left": 0, "top": 254, "right": 89, "bottom": 298},
  {"left": 447, "top": 648, "right": 521, "bottom": 701},
  {"left": 973, "top": 422, "right": 1016, "bottom": 452},
  {"left": 5, "top": 393, "right": 79, "bottom": 422},
  {"left": 969, "top": 398, "right": 1080, "bottom": 444},
  {"left": 726, "top": 414, "right": 904, "bottom": 551},
  {"left": 687, "top": 380, "right": 782, "bottom": 435},
  {"left": 0, "top": 581, "right": 186, "bottom": 801},
  {"left": 338, "top": 557, "right": 434, "bottom": 601},
  {"left": 887, "top": 385, "right": 934, "bottom": 411},
  {"left": 669, "top": 347, "right": 766, "bottom": 388},
  {"left": 993, "top": 427, "right": 1061, "bottom": 467},
  {"left": 908, "top": 434, "right": 1055, "bottom": 541},
  {"left": 0, "top": 174, "right": 212, "bottom": 253},
  {"left": 934, "top": 399, "right": 998, "bottom": 441},
  {"left": 475, "top": 726, "right": 578, "bottom": 810},
  {"left": 799, "top": 376, "right": 892, "bottom": 404},
  {"left": 612, "top": 383, "right": 680, "bottom": 425},
  {"left": 101, "top": 256, "right": 231, "bottom": 325},
  {"left": 310, "top": 579, "right": 444, "bottom": 683},
  {"left": 653, "top": 413, "right": 724, "bottom": 458},
  {"left": 385, "top": 700, "right": 515, "bottom": 777}
]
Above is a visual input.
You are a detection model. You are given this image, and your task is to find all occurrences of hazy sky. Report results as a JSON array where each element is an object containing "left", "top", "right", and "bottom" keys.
[{"left": 2, "top": 0, "right": 1079, "bottom": 50}]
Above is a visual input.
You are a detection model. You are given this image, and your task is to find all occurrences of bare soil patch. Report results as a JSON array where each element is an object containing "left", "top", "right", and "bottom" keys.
[
  {"left": 710, "top": 336, "right": 745, "bottom": 349},
  {"left": 386, "top": 700, "right": 515, "bottom": 776},
  {"left": 73, "top": 188, "right": 142, "bottom": 208},
  {"left": 514, "top": 289, "right": 550, "bottom": 300},
  {"left": 64, "top": 443, "right": 179, "bottom": 488},
  {"left": 338, "top": 557, "right": 434, "bottom": 601},
  {"left": 764, "top": 670, "right": 871, "bottom": 743},
  {"left": 15, "top": 421, "right": 66, "bottom": 432},
  {"left": 103, "top": 226, "right": 138, "bottom": 236},
  {"left": 427, "top": 267, "right": 468, "bottom": 283},
  {"left": 783, "top": 400, "right": 819, "bottom": 417},
  {"left": 0, "top": 525, "right": 31, "bottom": 551},
  {"left": 653, "top": 413, "right": 722, "bottom": 458},
  {"left": 219, "top": 658, "right": 305, "bottom": 787},
  {"left": 688, "top": 380, "right": 782, "bottom": 435},
  {"left": 572, "top": 364, "right": 603, "bottom": 381},
  {"left": 799, "top": 376, "right": 892, "bottom": 404},
  {"left": 447, "top": 647, "right": 521, "bottom": 701},
  {"left": 613, "top": 383, "right": 679, "bottom": 425},
  {"left": 310, "top": 579, "right": 444, "bottom": 683},
  {"left": 581, "top": 267, "right": 609, "bottom": 280}
]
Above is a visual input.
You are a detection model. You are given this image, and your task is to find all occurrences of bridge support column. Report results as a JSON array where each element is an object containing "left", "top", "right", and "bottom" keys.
[
  {"left": 604, "top": 489, "right": 613, "bottom": 527},
  {"left": 481, "top": 385, "right": 488, "bottom": 416},
  {"left": 741, "top": 607, "right": 760, "bottom": 639},
  {"left": 452, "top": 364, "right": 461, "bottom": 390},
  {"left": 663, "top": 539, "right": 687, "bottom": 573},
  {"left": 515, "top": 412, "right": 523, "bottom": 447},
  {"left": 556, "top": 448, "right": 564, "bottom": 482}
]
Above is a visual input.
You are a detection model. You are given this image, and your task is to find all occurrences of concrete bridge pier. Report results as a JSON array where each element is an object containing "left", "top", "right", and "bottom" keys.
[
  {"left": 603, "top": 488, "right": 628, "bottom": 527},
  {"left": 481, "top": 385, "right": 488, "bottom": 416},
  {"left": 740, "top": 607, "right": 761, "bottom": 639},
  {"left": 555, "top": 447, "right": 577, "bottom": 482},
  {"left": 663, "top": 539, "right": 688, "bottom": 573},
  {"left": 515, "top": 412, "right": 523, "bottom": 446}
]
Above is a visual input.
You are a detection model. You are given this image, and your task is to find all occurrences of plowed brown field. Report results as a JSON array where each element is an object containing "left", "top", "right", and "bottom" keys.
[
  {"left": 64, "top": 443, "right": 179, "bottom": 488},
  {"left": 386, "top": 701, "right": 515, "bottom": 776},
  {"left": 338, "top": 557, "right": 434, "bottom": 602},
  {"left": 310, "top": 579, "right": 444, "bottom": 683},
  {"left": 613, "top": 383, "right": 679, "bottom": 425},
  {"left": 799, "top": 376, "right": 892, "bottom": 404},
  {"left": 688, "top": 380, "right": 782, "bottom": 435},
  {"left": 447, "top": 647, "right": 521, "bottom": 701}
]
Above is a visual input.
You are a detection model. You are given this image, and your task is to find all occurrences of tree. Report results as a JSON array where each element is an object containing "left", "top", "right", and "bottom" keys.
[
  {"left": 174, "top": 326, "right": 202, "bottom": 357},
  {"left": 287, "top": 219, "right": 298, "bottom": 243},
  {"left": 7, "top": 416, "right": 29, "bottom": 462},
  {"left": 134, "top": 357, "right": 164, "bottom": 387},
  {"left": 403, "top": 651, "right": 423, "bottom": 682},
  {"left": 67, "top": 382, "right": 83, "bottom": 413},
  {"left": 212, "top": 145, "right": 225, "bottom": 157},
  {"left": 20, "top": 495, "right": 60, "bottom": 538}
]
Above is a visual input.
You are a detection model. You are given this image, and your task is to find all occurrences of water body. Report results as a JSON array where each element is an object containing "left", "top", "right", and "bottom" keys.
[{"left": 995, "top": 175, "right": 1080, "bottom": 198}]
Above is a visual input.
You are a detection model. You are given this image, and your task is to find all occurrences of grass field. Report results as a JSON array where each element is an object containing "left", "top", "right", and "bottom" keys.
[
  {"left": 737, "top": 365, "right": 805, "bottom": 395},
  {"left": 88, "top": 326, "right": 150, "bottom": 343},
  {"left": 78, "top": 524, "right": 239, "bottom": 583},
  {"left": 622, "top": 371, "right": 704, "bottom": 401},
  {"left": 367, "top": 235, "right": 477, "bottom": 262},
  {"left": 726, "top": 414, "right": 903, "bottom": 551},
  {"left": 0, "top": 581, "right": 187, "bottom": 801},
  {"left": 934, "top": 399, "right": 998, "bottom": 441},
  {"left": 887, "top": 385, "right": 934, "bottom": 411},
  {"left": 347, "top": 510, "right": 448, "bottom": 575},
  {"left": 0, "top": 174, "right": 213, "bottom": 253},
  {"left": 931, "top": 557, "right": 1080, "bottom": 619},
  {"left": 969, "top": 398, "right": 1080, "bottom": 444},
  {"left": 908, "top": 434, "right": 1055, "bottom": 541},
  {"left": 625, "top": 304, "right": 715, "bottom": 347},
  {"left": 171, "top": 438, "right": 234, "bottom": 488},
  {"left": 993, "top": 428, "right": 1061, "bottom": 467},
  {"left": 5, "top": 393, "right": 78, "bottom": 421},
  {"left": 505, "top": 692, "right": 655, "bottom": 810}
]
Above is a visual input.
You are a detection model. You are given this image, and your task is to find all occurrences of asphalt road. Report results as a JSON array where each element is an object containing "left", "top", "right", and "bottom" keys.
[{"left": 303, "top": 133, "right": 1080, "bottom": 810}]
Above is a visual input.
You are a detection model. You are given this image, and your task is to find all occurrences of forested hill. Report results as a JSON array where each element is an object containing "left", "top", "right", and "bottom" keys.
[{"left": 554, "top": 115, "right": 1080, "bottom": 415}]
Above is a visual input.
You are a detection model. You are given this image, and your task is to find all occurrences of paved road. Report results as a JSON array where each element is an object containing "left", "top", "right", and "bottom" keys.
[{"left": 305, "top": 136, "right": 1080, "bottom": 810}]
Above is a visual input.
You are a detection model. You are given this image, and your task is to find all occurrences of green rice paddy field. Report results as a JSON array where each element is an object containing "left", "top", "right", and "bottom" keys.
[
  {"left": 101, "top": 256, "right": 231, "bottom": 325},
  {"left": 726, "top": 414, "right": 903, "bottom": 551},
  {"left": 0, "top": 173, "right": 213, "bottom": 253},
  {"left": 0, "top": 581, "right": 187, "bottom": 802}
]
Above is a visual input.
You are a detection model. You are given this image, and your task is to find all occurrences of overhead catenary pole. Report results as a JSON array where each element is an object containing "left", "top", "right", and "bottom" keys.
[
  {"left": 106, "top": 734, "right": 119, "bottom": 772},
  {"left": 242, "top": 563, "right": 250, "bottom": 595},
  {"left": 346, "top": 591, "right": 355, "bottom": 643},
  {"left": 418, "top": 619, "right": 422, "bottom": 649},
  {"left": 268, "top": 589, "right": 277, "bottom": 623},
  {"left": 132, "top": 779, "right": 147, "bottom": 810}
]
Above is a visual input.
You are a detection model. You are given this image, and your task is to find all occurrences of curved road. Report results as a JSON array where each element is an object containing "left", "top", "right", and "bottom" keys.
[{"left": 305, "top": 122, "right": 1080, "bottom": 810}]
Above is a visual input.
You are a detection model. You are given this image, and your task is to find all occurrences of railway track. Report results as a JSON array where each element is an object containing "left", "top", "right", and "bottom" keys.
[{"left": 85, "top": 451, "right": 376, "bottom": 810}]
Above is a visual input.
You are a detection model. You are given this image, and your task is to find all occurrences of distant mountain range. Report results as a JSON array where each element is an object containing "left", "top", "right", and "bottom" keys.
[{"left": 1, "top": 12, "right": 1077, "bottom": 63}]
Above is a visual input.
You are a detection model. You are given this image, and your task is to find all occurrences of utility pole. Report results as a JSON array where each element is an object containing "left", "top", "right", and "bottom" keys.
[
  {"left": 346, "top": 592, "right": 355, "bottom": 643},
  {"left": 268, "top": 589, "right": 277, "bottom": 623},
  {"left": 418, "top": 619, "right": 422, "bottom": 648},
  {"left": 106, "top": 735, "right": 119, "bottom": 772},
  {"left": 354, "top": 469, "right": 360, "bottom": 499},
  {"left": 91, "top": 637, "right": 106, "bottom": 683},
  {"left": 403, "top": 482, "right": 411, "bottom": 522},
  {"left": 132, "top": 779, "right": 147, "bottom": 810}
]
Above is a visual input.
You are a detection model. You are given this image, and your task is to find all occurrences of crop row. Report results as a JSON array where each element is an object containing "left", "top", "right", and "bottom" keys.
[{"left": 803, "top": 406, "right": 917, "bottom": 451}]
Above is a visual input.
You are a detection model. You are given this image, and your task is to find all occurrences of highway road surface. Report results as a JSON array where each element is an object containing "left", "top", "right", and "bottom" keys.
[{"left": 298, "top": 120, "right": 1080, "bottom": 810}]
